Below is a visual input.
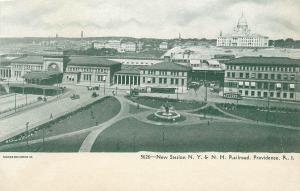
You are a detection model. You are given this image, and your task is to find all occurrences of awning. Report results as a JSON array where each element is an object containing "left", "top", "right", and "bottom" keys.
[
  {"left": 251, "top": 82, "right": 256, "bottom": 87},
  {"left": 238, "top": 82, "right": 243, "bottom": 86},
  {"left": 289, "top": 84, "right": 295, "bottom": 89},
  {"left": 245, "top": 82, "right": 250, "bottom": 86}
]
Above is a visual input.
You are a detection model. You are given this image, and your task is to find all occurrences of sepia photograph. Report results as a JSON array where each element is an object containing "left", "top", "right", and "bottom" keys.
[
  {"left": 1, "top": 1, "right": 300, "bottom": 191},
  {"left": 0, "top": 0, "right": 300, "bottom": 154}
]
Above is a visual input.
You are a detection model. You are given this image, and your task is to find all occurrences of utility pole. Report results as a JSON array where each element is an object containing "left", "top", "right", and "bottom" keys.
[
  {"left": 26, "top": 122, "right": 29, "bottom": 149},
  {"left": 42, "top": 127, "right": 45, "bottom": 150},
  {"left": 176, "top": 81, "right": 179, "bottom": 100},
  {"left": 14, "top": 92, "right": 17, "bottom": 112},
  {"left": 204, "top": 70, "right": 207, "bottom": 103},
  {"left": 266, "top": 81, "right": 270, "bottom": 121}
]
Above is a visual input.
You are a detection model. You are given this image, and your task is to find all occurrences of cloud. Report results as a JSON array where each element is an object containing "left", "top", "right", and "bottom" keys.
[{"left": 0, "top": 0, "right": 299, "bottom": 39}]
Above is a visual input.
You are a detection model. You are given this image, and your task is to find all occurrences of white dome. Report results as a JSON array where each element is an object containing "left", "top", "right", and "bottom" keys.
[{"left": 237, "top": 13, "right": 248, "bottom": 26}]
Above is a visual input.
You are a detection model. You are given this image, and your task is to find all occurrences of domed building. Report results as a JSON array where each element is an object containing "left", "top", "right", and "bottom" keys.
[{"left": 217, "top": 13, "right": 269, "bottom": 48}]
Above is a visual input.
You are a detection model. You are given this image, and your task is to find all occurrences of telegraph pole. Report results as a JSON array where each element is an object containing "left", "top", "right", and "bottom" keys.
[
  {"left": 14, "top": 92, "right": 17, "bottom": 112},
  {"left": 26, "top": 122, "right": 29, "bottom": 149},
  {"left": 204, "top": 70, "right": 207, "bottom": 103}
]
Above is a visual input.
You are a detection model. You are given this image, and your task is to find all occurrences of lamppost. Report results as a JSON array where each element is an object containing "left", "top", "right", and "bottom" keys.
[
  {"left": 103, "top": 76, "right": 106, "bottom": 95},
  {"left": 266, "top": 81, "right": 271, "bottom": 121},
  {"left": 14, "top": 92, "right": 17, "bottom": 112},
  {"left": 204, "top": 70, "right": 207, "bottom": 103},
  {"left": 176, "top": 80, "right": 179, "bottom": 100},
  {"left": 26, "top": 122, "right": 29, "bottom": 149}
]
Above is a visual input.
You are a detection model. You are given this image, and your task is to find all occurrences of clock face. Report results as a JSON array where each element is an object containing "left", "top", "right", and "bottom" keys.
[{"left": 48, "top": 63, "right": 59, "bottom": 71}]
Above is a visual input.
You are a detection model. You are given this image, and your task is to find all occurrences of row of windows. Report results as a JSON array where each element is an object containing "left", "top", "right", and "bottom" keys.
[
  {"left": 68, "top": 67, "right": 108, "bottom": 73},
  {"left": 142, "top": 77, "right": 185, "bottom": 85},
  {"left": 227, "top": 72, "right": 295, "bottom": 81},
  {"left": 227, "top": 65, "right": 297, "bottom": 72},
  {"left": 12, "top": 64, "right": 43, "bottom": 71},
  {"left": 123, "top": 61, "right": 154, "bottom": 65},
  {"left": 240, "top": 90, "right": 294, "bottom": 99},
  {"left": 142, "top": 70, "right": 186, "bottom": 76},
  {"left": 225, "top": 81, "right": 295, "bottom": 91}
]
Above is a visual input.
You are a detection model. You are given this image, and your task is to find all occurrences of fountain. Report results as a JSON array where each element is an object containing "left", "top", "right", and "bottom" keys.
[{"left": 153, "top": 101, "right": 181, "bottom": 122}]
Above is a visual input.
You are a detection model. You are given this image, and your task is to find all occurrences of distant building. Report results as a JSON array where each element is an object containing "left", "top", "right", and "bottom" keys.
[
  {"left": 217, "top": 13, "right": 269, "bottom": 48},
  {"left": 105, "top": 40, "right": 121, "bottom": 51},
  {"left": 159, "top": 42, "right": 169, "bottom": 50},
  {"left": 224, "top": 57, "right": 300, "bottom": 101},
  {"left": 120, "top": 42, "right": 137, "bottom": 52},
  {"left": 93, "top": 41, "right": 106, "bottom": 49}
]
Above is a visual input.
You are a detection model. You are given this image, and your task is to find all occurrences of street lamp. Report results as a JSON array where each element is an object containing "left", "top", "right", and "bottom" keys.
[
  {"left": 26, "top": 122, "right": 29, "bottom": 149},
  {"left": 204, "top": 70, "right": 207, "bottom": 103},
  {"left": 103, "top": 76, "right": 106, "bottom": 95}
]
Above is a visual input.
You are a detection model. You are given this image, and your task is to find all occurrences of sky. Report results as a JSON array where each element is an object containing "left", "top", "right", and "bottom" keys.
[{"left": 0, "top": 0, "right": 299, "bottom": 39}]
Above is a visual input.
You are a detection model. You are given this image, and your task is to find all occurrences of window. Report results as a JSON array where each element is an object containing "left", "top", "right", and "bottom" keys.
[
  {"left": 152, "top": 77, "right": 156, "bottom": 83},
  {"left": 143, "top": 77, "right": 145, "bottom": 83},
  {"left": 251, "top": 91, "right": 255, "bottom": 96},
  {"left": 159, "top": 78, "right": 162, "bottom": 84},
  {"left": 164, "top": 78, "right": 167, "bottom": 84},
  {"left": 171, "top": 78, "right": 174, "bottom": 84},
  {"left": 175, "top": 79, "right": 178, "bottom": 85},
  {"left": 258, "top": 73, "right": 262, "bottom": 79},
  {"left": 251, "top": 73, "right": 256, "bottom": 78},
  {"left": 232, "top": 72, "right": 235, "bottom": 78},
  {"left": 245, "top": 90, "right": 249, "bottom": 96},
  {"left": 269, "top": 83, "right": 275, "bottom": 90},
  {"left": 263, "top": 92, "right": 268, "bottom": 98},
  {"left": 277, "top": 92, "right": 281, "bottom": 98},
  {"left": 257, "top": 82, "right": 262, "bottom": 89},
  {"left": 283, "top": 74, "right": 288, "bottom": 80},
  {"left": 239, "top": 73, "right": 244, "bottom": 78},
  {"left": 277, "top": 74, "right": 281, "bottom": 80},
  {"left": 182, "top": 79, "right": 185, "bottom": 86},
  {"left": 270, "top": 92, "right": 274, "bottom": 97},
  {"left": 226, "top": 72, "right": 230, "bottom": 78},
  {"left": 271, "top": 74, "right": 275, "bottom": 80},
  {"left": 264, "top": 74, "right": 268, "bottom": 79},
  {"left": 263, "top": 82, "right": 269, "bottom": 90},
  {"left": 245, "top": 73, "right": 249, "bottom": 78},
  {"left": 283, "top": 83, "right": 288, "bottom": 91},
  {"left": 283, "top": 93, "right": 287, "bottom": 98},
  {"left": 290, "top": 75, "right": 295, "bottom": 80},
  {"left": 290, "top": 93, "right": 294, "bottom": 99},
  {"left": 257, "top": 91, "right": 261, "bottom": 97}
]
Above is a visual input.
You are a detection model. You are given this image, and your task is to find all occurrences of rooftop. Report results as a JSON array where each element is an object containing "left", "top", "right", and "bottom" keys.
[
  {"left": 68, "top": 56, "right": 121, "bottom": 67},
  {"left": 226, "top": 56, "right": 300, "bottom": 67},
  {"left": 23, "top": 71, "right": 61, "bottom": 80},
  {"left": 142, "top": 61, "right": 191, "bottom": 71},
  {"left": 115, "top": 65, "right": 141, "bottom": 75},
  {"left": 12, "top": 55, "right": 43, "bottom": 64}
]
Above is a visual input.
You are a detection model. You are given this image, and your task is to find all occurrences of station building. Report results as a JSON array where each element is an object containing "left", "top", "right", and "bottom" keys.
[
  {"left": 224, "top": 56, "right": 300, "bottom": 101},
  {"left": 63, "top": 56, "right": 121, "bottom": 86},
  {"left": 139, "top": 58, "right": 191, "bottom": 93}
]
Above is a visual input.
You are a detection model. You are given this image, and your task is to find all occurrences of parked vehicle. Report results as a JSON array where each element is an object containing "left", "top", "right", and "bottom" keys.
[
  {"left": 91, "top": 92, "right": 99, "bottom": 98},
  {"left": 70, "top": 94, "right": 80, "bottom": 100}
]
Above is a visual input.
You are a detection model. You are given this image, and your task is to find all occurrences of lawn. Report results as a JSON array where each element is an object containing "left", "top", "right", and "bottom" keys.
[
  {"left": 128, "top": 103, "right": 149, "bottom": 114},
  {"left": 0, "top": 132, "right": 89, "bottom": 152},
  {"left": 126, "top": 96, "right": 205, "bottom": 110},
  {"left": 1, "top": 96, "right": 121, "bottom": 146},
  {"left": 216, "top": 103, "right": 300, "bottom": 127},
  {"left": 91, "top": 117, "right": 300, "bottom": 153},
  {"left": 193, "top": 106, "right": 229, "bottom": 118}
]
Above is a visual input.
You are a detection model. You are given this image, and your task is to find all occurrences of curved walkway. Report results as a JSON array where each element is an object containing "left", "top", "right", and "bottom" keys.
[{"left": 78, "top": 96, "right": 130, "bottom": 152}]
